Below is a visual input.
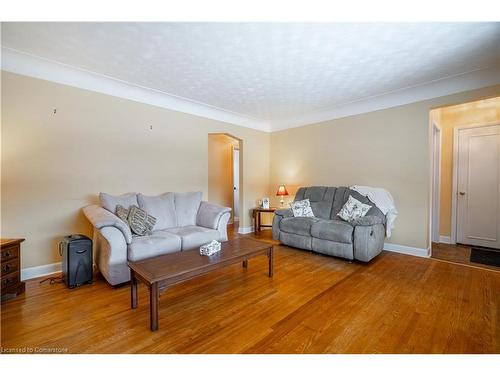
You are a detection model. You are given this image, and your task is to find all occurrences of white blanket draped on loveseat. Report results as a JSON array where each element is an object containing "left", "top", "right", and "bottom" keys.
[{"left": 350, "top": 185, "right": 398, "bottom": 238}]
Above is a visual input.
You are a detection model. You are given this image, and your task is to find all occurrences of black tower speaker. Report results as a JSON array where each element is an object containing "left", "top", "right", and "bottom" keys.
[{"left": 60, "top": 234, "right": 93, "bottom": 288}]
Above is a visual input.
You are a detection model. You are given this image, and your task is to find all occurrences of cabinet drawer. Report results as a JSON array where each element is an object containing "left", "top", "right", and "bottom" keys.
[
  {"left": 1, "top": 271, "right": 20, "bottom": 290},
  {"left": 1, "top": 245, "right": 19, "bottom": 261},
  {"left": 1, "top": 258, "right": 19, "bottom": 276}
]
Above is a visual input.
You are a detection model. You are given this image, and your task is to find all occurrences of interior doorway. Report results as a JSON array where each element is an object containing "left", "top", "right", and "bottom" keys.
[
  {"left": 232, "top": 147, "right": 240, "bottom": 222},
  {"left": 207, "top": 133, "right": 242, "bottom": 226},
  {"left": 429, "top": 96, "right": 500, "bottom": 270},
  {"left": 431, "top": 121, "right": 442, "bottom": 244}
]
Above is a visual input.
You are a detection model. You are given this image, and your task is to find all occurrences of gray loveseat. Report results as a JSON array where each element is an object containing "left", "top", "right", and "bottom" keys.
[
  {"left": 83, "top": 191, "right": 231, "bottom": 286},
  {"left": 273, "top": 186, "right": 386, "bottom": 262}
]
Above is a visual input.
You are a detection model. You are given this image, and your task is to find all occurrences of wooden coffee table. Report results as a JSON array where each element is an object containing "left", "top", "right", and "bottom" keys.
[{"left": 128, "top": 238, "right": 274, "bottom": 331}]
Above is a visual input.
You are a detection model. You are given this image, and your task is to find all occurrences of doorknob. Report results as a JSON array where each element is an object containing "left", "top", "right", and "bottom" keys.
[{"left": 459, "top": 191, "right": 466, "bottom": 196}]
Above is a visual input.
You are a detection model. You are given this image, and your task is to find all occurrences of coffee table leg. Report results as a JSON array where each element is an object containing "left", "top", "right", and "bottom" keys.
[
  {"left": 242, "top": 260, "right": 248, "bottom": 268},
  {"left": 150, "top": 282, "right": 159, "bottom": 331},
  {"left": 131, "top": 270, "right": 138, "bottom": 309},
  {"left": 268, "top": 247, "right": 274, "bottom": 278}
]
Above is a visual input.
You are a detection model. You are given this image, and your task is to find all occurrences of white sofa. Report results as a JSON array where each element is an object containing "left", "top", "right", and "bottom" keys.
[{"left": 82, "top": 191, "right": 231, "bottom": 286}]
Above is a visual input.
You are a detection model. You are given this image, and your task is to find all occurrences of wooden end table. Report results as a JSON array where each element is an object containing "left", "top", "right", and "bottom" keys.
[
  {"left": 1, "top": 238, "right": 25, "bottom": 302},
  {"left": 128, "top": 238, "right": 274, "bottom": 331},
  {"left": 253, "top": 207, "right": 277, "bottom": 232}
]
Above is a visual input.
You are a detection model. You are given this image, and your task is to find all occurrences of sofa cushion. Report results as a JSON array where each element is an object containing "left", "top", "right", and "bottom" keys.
[
  {"left": 127, "top": 231, "right": 181, "bottom": 262},
  {"left": 100, "top": 192, "right": 138, "bottom": 213},
  {"left": 311, "top": 219, "right": 354, "bottom": 244},
  {"left": 137, "top": 192, "right": 176, "bottom": 230},
  {"left": 174, "top": 192, "right": 202, "bottom": 227},
  {"left": 294, "top": 186, "right": 336, "bottom": 219},
  {"left": 166, "top": 225, "right": 220, "bottom": 250},
  {"left": 280, "top": 217, "right": 320, "bottom": 236},
  {"left": 304, "top": 186, "right": 335, "bottom": 202}
]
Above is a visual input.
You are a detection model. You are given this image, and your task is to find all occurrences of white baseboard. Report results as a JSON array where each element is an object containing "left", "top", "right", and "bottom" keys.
[
  {"left": 238, "top": 226, "right": 254, "bottom": 234},
  {"left": 383, "top": 243, "right": 430, "bottom": 258},
  {"left": 439, "top": 235, "right": 452, "bottom": 244},
  {"left": 21, "top": 262, "right": 61, "bottom": 281},
  {"left": 238, "top": 226, "right": 273, "bottom": 234}
]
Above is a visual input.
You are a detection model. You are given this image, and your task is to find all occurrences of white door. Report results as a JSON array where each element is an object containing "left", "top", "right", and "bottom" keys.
[
  {"left": 232, "top": 148, "right": 239, "bottom": 221},
  {"left": 456, "top": 124, "right": 500, "bottom": 248}
]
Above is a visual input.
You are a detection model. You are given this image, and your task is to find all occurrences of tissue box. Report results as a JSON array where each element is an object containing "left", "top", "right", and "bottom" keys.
[{"left": 200, "top": 240, "right": 221, "bottom": 256}]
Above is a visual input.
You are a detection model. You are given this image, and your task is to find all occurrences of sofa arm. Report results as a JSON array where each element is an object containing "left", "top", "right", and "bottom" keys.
[
  {"left": 82, "top": 205, "right": 132, "bottom": 244},
  {"left": 275, "top": 208, "right": 293, "bottom": 218},
  {"left": 196, "top": 201, "right": 231, "bottom": 230},
  {"left": 94, "top": 226, "right": 130, "bottom": 285},
  {"left": 272, "top": 209, "right": 293, "bottom": 240},
  {"left": 353, "top": 223, "right": 385, "bottom": 262},
  {"left": 216, "top": 211, "right": 231, "bottom": 241},
  {"left": 351, "top": 215, "right": 385, "bottom": 227}
]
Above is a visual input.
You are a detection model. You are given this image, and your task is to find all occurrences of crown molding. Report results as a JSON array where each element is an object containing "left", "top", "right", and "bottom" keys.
[
  {"left": 2, "top": 47, "right": 498, "bottom": 133},
  {"left": 270, "top": 66, "right": 500, "bottom": 131},
  {"left": 0, "top": 47, "right": 271, "bottom": 132}
]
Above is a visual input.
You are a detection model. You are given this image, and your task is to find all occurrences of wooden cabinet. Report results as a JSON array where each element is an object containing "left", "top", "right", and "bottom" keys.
[{"left": 1, "top": 238, "right": 25, "bottom": 301}]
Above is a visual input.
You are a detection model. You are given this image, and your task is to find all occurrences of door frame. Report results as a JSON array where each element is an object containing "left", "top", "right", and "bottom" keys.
[
  {"left": 231, "top": 145, "right": 240, "bottom": 222},
  {"left": 431, "top": 122, "right": 442, "bottom": 243},
  {"left": 451, "top": 121, "right": 500, "bottom": 244},
  {"left": 207, "top": 132, "right": 243, "bottom": 228}
]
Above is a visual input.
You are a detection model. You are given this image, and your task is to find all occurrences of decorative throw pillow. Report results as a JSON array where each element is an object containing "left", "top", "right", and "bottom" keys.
[
  {"left": 337, "top": 195, "right": 372, "bottom": 222},
  {"left": 127, "top": 205, "right": 157, "bottom": 236},
  {"left": 115, "top": 205, "right": 130, "bottom": 224},
  {"left": 290, "top": 199, "right": 315, "bottom": 217}
]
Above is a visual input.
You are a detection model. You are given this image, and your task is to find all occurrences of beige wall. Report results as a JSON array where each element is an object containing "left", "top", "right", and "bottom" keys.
[
  {"left": 2, "top": 70, "right": 500, "bottom": 269},
  {"left": 208, "top": 134, "right": 239, "bottom": 222},
  {"left": 1, "top": 72, "right": 270, "bottom": 269},
  {"left": 269, "top": 85, "right": 500, "bottom": 250},
  {"left": 434, "top": 97, "right": 500, "bottom": 236}
]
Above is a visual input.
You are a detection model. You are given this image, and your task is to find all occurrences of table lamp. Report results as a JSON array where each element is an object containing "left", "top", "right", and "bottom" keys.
[{"left": 276, "top": 185, "right": 289, "bottom": 206}]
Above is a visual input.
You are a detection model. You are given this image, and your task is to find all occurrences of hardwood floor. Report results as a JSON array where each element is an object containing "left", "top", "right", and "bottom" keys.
[
  {"left": 1, "top": 228, "right": 499, "bottom": 353},
  {"left": 432, "top": 242, "right": 500, "bottom": 272}
]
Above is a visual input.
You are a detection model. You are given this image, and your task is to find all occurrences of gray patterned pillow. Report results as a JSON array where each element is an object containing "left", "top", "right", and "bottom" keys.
[
  {"left": 290, "top": 199, "right": 315, "bottom": 217},
  {"left": 127, "top": 205, "right": 157, "bottom": 236},
  {"left": 337, "top": 195, "right": 372, "bottom": 222},
  {"left": 115, "top": 205, "right": 130, "bottom": 224}
]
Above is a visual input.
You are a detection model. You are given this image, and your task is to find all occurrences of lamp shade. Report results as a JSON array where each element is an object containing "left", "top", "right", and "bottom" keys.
[{"left": 276, "top": 185, "right": 289, "bottom": 196}]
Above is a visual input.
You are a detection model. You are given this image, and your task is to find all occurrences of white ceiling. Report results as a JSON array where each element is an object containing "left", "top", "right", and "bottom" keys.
[{"left": 1, "top": 22, "right": 499, "bottom": 131}]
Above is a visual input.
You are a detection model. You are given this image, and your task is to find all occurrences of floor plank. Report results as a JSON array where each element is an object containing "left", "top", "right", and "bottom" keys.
[
  {"left": 1, "top": 229, "right": 499, "bottom": 353},
  {"left": 431, "top": 242, "right": 500, "bottom": 272}
]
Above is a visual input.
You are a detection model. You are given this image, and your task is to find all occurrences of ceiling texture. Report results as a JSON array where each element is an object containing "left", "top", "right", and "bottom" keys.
[{"left": 1, "top": 22, "right": 499, "bottom": 131}]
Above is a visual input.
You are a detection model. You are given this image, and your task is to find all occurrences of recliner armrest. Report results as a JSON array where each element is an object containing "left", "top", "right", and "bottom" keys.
[
  {"left": 275, "top": 208, "right": 293, "bottom": 218},
  {"left": 350, "top": 215, "right": 385, "bottom": 227},
  {"left": 196, "top": 201, "right": 231, "bottom": 229},
  {"left": 82, "top": 205, "right": 132, "bottom": 244}
]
